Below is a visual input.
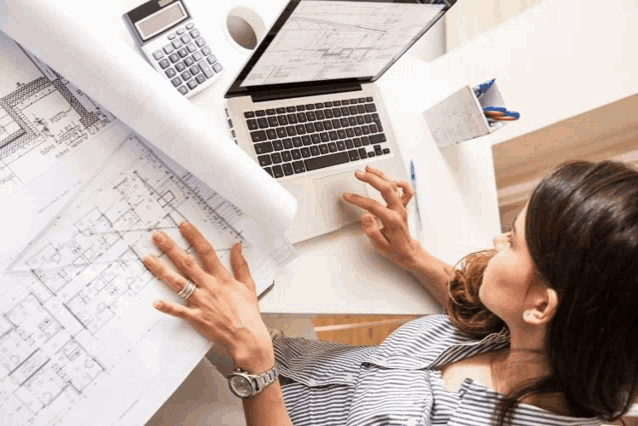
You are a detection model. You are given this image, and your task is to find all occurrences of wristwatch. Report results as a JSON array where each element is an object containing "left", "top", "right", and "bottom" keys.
[{"left": 227, "top": 365, "right": 279, "bottom": 399}]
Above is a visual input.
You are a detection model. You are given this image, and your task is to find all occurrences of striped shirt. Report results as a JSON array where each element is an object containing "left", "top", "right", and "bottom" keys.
[{"left": 273, "top": 314, "right": 601, "bottom": 426}]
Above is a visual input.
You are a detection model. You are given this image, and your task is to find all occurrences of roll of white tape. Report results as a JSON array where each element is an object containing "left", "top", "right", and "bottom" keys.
[{"left": 222, "top": 6, "right": 266, "bottom": 54}]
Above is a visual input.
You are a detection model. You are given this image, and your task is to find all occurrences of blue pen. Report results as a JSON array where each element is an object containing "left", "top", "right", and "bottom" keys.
[{"left": 410, "top": 160, "right": 423, "bottom": 232}]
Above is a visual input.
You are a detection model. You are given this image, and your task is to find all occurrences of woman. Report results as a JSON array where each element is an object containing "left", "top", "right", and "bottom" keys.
[{"left": 143, "top": 159, "right": 637, "bottom": 425}]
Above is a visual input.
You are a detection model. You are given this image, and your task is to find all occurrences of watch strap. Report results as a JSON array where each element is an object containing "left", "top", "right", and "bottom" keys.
[{"left": 251, "top": 364, "right": 279, "bottom": 393}]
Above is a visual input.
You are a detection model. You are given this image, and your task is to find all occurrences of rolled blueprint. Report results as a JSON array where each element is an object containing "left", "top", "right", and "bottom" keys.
[{"left": 0, "top": 0, "right": 297, "bottom": 236}]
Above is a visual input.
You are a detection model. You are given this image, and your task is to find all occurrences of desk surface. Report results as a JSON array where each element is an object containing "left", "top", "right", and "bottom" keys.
[{"left": 108, "top": 0, "right": 503, "bottom": 315}]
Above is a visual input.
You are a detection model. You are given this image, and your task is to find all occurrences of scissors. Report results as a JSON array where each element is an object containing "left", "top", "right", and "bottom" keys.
[{"left": 483, "top": 106, "right": 520, "bottom": 121}]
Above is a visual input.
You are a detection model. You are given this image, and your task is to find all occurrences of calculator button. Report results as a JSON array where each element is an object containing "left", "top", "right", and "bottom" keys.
[
  {"left": 175, "top": 62, "right": 186, "bottom": 72},
  {"left": 213, "top": 62, "right": 223, "bottom": 72},
  {"left": 168, "top": 33, "right": 176, "bottom": 40},
  {"left": 169, "top": 53, "right": 180, "bottom": 63},
  {"left": 187, "top": 79, "right": 198, "bottom": 90},
  {"left": 196, "top": 73, "right": 206, "bottom": 84},
  {"left": 207, "top": 55, "right": 217, "bottom": 64},
  {"left": 159, "top": 58, "right": 170, "bottom": 69},
  {"left": 165, "top": 68, "right": 176, "bottom": 78},
  {"left": 177, "top": 85, "right": 188, "bottom": 95},
  {"left": 195, "top": 37, "right": 206, "bottom": 47},
  {"left": 189, "top": 65, "right": 200, "bottom": 75},
  {"left": 201, "top": 46, "right": 212, "bottom": 56},
  {"left": 170, "top": 76, "right": 182, "bottom": 87},
  {"left": 177, "top": 28, "right": 185, "bottom": 35},
  {"left": 178, "top": 48, "right": 188, "bottom": 58},
  {"left": 153, "top": 50, "right": 164, "bottom": 60},
  {"left": 172, "top": 39, "right": 183, "bottom": 49},
  {"left": 186, "top": 22, "right": 195, "bottom": 30},
  {"left": 186, "top": 42, "right": 197, "bottom": 53},
  {"left": 180, "top": 34, "right": 191, "bottom": 44},
  {"left": 184, "top": 57, "right": 194, "bottom": 66},
  {"left": 162, "top": 45, "right": 174, "bottom": 54},
  {"left": 189, "top": 29, "right": 200, "bottom": 38},
  {"left": 192, "top": 52, "right": 203, "bottom": 62},
  {"left": 180, "top": 71, "right": 192, "bottom": 81},
  {"left": 198, "top": 62, "right": 215, "bottom": 78}
]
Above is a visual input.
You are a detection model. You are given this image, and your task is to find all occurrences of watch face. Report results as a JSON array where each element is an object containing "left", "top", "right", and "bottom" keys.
[{"left": 229, "top": 374, "right": 253, "bottom": 398}]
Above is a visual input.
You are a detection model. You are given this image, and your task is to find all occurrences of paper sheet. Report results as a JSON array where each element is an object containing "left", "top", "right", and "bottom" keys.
[{"left": 1, "top": 0, "right": 297, "bottom": 236}]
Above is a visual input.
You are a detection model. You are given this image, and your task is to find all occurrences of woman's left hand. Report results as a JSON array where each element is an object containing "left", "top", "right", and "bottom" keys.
[{"left": 143, "top": 222, "right": 274, "bottom": 373}]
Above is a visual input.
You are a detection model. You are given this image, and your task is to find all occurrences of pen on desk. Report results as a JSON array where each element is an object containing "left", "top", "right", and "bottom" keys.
[{"left": 410, "top": 160, "right": 423, "bottom": 233}]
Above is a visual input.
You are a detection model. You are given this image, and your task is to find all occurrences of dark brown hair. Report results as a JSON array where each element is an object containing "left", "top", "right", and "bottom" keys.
[{"left": 446, "top": 159, "right": 638, "bottom": 425}]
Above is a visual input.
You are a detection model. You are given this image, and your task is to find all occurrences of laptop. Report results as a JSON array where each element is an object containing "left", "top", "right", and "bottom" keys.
[{"left": 224, "top": 0, "right": 456, "bottom": 243}]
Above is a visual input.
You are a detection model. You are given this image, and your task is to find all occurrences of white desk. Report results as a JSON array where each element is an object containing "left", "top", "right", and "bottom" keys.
[{"left": 106, "top": 0, "right": 502, "bottom": 316}]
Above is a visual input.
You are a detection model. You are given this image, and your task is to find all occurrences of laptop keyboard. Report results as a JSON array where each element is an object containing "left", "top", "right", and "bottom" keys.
[{"left": 243, "top": 96, "right": 390, "bottom": 179}]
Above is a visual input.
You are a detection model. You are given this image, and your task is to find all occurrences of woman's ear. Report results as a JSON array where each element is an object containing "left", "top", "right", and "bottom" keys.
[{"left": 523, "top": 288, "right": 559, "bottom": 326}]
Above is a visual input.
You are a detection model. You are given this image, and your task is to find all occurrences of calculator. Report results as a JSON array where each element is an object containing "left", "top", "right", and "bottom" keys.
[{"left": 123, "top": 0, "right": 223, "bottom": 98}]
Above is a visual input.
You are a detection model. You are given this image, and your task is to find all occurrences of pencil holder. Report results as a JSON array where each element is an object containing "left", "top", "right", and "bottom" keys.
[{"left": 423, "top": 78, "right": 512, "bottom": 148}]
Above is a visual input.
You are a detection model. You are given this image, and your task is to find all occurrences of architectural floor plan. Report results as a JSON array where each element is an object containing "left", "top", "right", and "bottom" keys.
[{"left": 0, "top": 30, "right": 115, "bottom": 199}]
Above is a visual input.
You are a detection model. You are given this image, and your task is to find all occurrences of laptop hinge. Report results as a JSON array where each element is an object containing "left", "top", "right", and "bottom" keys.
[{"left": 250, "top": 82, "right": 363, "bottom": 103}]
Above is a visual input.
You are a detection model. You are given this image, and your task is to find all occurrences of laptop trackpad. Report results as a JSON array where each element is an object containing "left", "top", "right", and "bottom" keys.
[{"left": 313, "top": 171, "right": 369, "bottom": 226}]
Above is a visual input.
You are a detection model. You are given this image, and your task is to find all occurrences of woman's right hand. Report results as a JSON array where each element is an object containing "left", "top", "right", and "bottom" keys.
[{"left": 342, "top": 164, "right": 424, "bottom": 272}]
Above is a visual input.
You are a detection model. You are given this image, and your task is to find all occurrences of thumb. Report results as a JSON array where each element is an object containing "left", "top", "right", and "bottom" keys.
[
  {"left": 231, "top": 243, "right": 256, "bottom": 292},
  {"left": 360, "top": 214, "right": 393, "bottom": 254}
]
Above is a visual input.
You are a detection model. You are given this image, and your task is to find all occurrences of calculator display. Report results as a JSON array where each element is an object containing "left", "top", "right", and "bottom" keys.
[{"left": 135, "top": 2, "right": 187, "bottom": 40}]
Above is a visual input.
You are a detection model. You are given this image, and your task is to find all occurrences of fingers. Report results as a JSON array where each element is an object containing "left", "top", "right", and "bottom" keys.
[
  {"left": 179, "top": 222, "right": 224, "bottom": 275},
  {"left": 395, "top": 180, "right": 414, "bottom": 206},
  {"left": 153, "top": 299, "right": 195, "bottom": 320},
  {"left": 151, "top": 231, "right": 209, "bottom": 284},
  {"left": 143, "top": 254, "right": 196, "bottom": 296},
  {"left": 360, "top": 214, "right": 393, "bottom": 255},
  {"left": 343, "top": 192, "right": 399, "bottom": 226},
  {"left": 354, "top": 167, "right": 403, "bottom": 209},
  {"left": 230, "top": 243, "right": 256, "bottom": 292}
]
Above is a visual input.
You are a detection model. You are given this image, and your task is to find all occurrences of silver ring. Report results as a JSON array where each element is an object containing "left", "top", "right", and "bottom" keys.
[{"left": 177, "top": 280, "right": 197, "bottom": 301}]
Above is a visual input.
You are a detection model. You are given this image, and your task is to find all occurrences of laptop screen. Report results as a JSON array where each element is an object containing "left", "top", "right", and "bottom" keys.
[{"left": 225, "top": 0, "right": 455, "bottom": 98}]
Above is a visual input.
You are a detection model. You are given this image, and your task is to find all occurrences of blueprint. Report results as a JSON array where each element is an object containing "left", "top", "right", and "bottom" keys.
[
  {"left": 241, "top": 0, "right": 445, "bottom": 86},
  {"left": 0, "top": 30, "right": 116, "bottom": 199},
  {"left": 0, "top": 129, "right": 295, "bottom": 425}
]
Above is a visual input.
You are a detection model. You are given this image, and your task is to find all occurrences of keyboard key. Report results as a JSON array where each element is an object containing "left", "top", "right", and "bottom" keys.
[
  {"left": 257, "top": 118, "right": 269, "bottom": 129},
  {"left": 286, "top": 126, "right": 297, "bottom": 136},
  {"left": 329, "top": 131, "right": 338, "bottom": 141},
  {"left": 374, "top": 145, "right": 383, "bottom": 155},
  {"left": 353, "top": 138, "right": 362, "bottom": 147},
  {"left": 348, "top": 149, "right": 360, "bottom": 161},
  {"left": 310, "top": 146, "right": 320, "bottom": 156},
  {"left": 364, "top": 114, "right": 373, "bottom": 123},
  {"left": 165, "top": 68, "right": 177, "bottom": 78},
  {"left": 311, "top": 134, "right": 321, "bottom": 144},
  {"left": 282, "top": 138, "right": 293, "bottom": 149},
  {"left": 255, "top": 110, "right": 266, "bottom": 117},
  {"left": 334, "top": 100, "right": 341, "bottom": 106},
  {"left": 159, "top": 58, "right": 171, "bottom": 69},
  {"left": 305, "top": 123, "right": 315, "bottom": 133},
  {"left": 292, "top": 136, "right": 302, "bottom": 147},
  {"left": 187, "top": 42, "right": 197, "bottom": 53},
  {"left": 276, "top": 107, "right": 286, "bottom": 114},
  {"left": 175, "top": 62, "right": 186, "bottom": 72},
  {"left": 196, "top": 37, "right": 207, "bottom": 47},
  {"left": 287, "top": 114, "right": 298, "bottom": 124},
  {"left": 258, "top": 154, "right": 272, "bottom": 166},
  {"left": 337, "top": 130, "right": 346, "bottom": 139},
  {"left": 271, "top": 152, "right": 282, "bottom": 163},
  {"left": 266, "top": 129, "right": 277, "bottom": 140},
  {"left": 333, "top": 108, "right": 342, "bottom": 118},
  {"left": 348, "top": 117, "right": 357, "bottom": 126},
  {"left": 301, "top": 147, "right": 311, "bottom": 158},
  {"left": 268, "top": 116, "right": 279, "bottom": 127},
  {"left": 361, "top": 125, "right": 371, "bottom": 135},
  {"left": 316, "top": 110, "right": 325, "bottom": 120},
  {"left": 354, "top": 127, "right": 362, "bottom": 136},
  {"left": 154, "top": 49, "right": 166, "bottom": 59},
  {"left": 336, "top": 141, "right": 346, "bottom": 151},
  {"left": 383, "top": 148, "right": 390, "bottom": 154},
  {"left": 365, "top": 103, "right": 377, "bottom": 112},
  {"left": 281, "top": 150, "right": 291, "bottom": 162},
  {"left": 324, "top": 109, "right": 334, "bottom": 119},
  {"left": 323, "top": 120, "right": 333, "bottom": 130},
  {"left": 272, "top": 165, "right": 284, "bottom": 178},
  {"left": 366, "top": 96, "right": 373, "bottom": 102},
  {"left": 320, "top": 132, "right": 329, "bottom": 142},
  {"left": 341, "top": 107, "right": 350, "bottom": 116},
  {"left": 187, "top": 80, "right": 198, "bottom": 89},
  {"left": 244, "top": 111, "right": 255, "bottom": 118},
  {"left": 297, "top": 112, "right": 307, "bottom": 122},
  {"left": 349, "top": 98, "right": 358, "bottom": 104},
  {"left": 196, "top": 73, "right": 206, "bottom": 84},
  {"left": 266, "top": 109, "right": 276, "bottom": 115},
  {"left": 359, "top": 97, "right": 367, "bottom": 103},
  {"left": 177, "top": 85, "right": 188, "bottom": 95},
  {"left": 356, "top": 115, "right": 365, "bottom": 125},
  {"left": 306, "top": 111, "right": 316, "bottom": 121},
  {"left": 184, "top": 57, "right": 195, "bottom": 66},
  {"left": 292, "top": 161, "right": 306, "bottom": 174},
  {"left": 296, "top": 105, "right": 305, "bottom": 111},
  {"left": 319, "top": 144, "right": 329, "bottom": 154},
  {"left": 302, "top": 135, "right": 312, "bottom": 146},
  {"left": 369, "top": 133, "right": 387, "bottom": 144},
  {"left": 346, "top": 128, "right": 354, "bottom": 138},
  {"left": 250, "top": 130, "right": 267, "bottom": 142},
  {"left": 359, "top": 148, "right": 368, "bottom": 159},
  {"left": 332, "top": 119, "right": 341, "bottom": 129},
  {"left": 254, "top": 142, "right": 273, "bottom": 154},
  {"left": 342, "top": 99, "right": 350, "bottom": 105},
  {"left": 357, "top": 105, "right": 366, "bottom": 114},
  {"left": 277, "top": 115, "right": 289, "bottom": 126},
  {"left": 273, "top": 140, "right": 284, "bottom": 151},
  {"left": 314, "top": 121, "right": 324, "bottom": 132},
  {"left": 340, "top": 118, "right": 349, "bottom": 127},
  {"left": 324, "top": 101, "right": 333, "bottom": 107},
  {"left": 349, "top": 106, "right": 358, "bottom": 115},
  {"left": 304, "top": 152, "right": 350, "bottom": 171},
  {"left": 170, "top": 76, "right": 182, "bottom": 87},
  {"left": 305, "top": 104, "right": 315, "bottom": 110},
  {"left": 282, "top": 163, "right": 294, "bottom": 176},
  {"left": 276, "top": 128, "right": 287, "bottom": 138},
  {"left": 291, "top": 149, "right": 302, "bottom": 160},
  {"left": 361, "top": 136, "right": 370, "bottom": 146},
  {"left": 295, "top": 124, "right": 306, "bottom": 135},
  {"left": 315, "top": 102, "right": 324, "bottom": 108},
  {"left": 286, "top": 106, "right": 296, "bottom": 113},
  {"left": 190, "top": 29, "right": 200, "bottom": 38},
  {"left": 368, "top": 151, "right": 376, "bottom": 158},
  {"left": 328, "top": 142, "right": 337, "bottom": 152},
  {"left": 345, "top": 139, "right": 354, "bottom": 149}
]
